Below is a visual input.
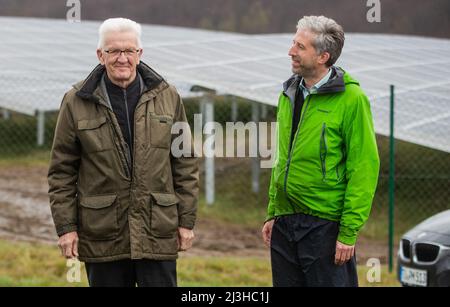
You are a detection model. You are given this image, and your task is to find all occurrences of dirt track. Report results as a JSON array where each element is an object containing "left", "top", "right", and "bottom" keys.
[{"left": 0, "top": 165, "right": 386, "bottom": 262}]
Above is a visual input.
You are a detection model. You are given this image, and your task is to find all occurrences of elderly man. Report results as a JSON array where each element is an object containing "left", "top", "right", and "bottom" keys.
[
  {"left": 262, "top": 16, "right": 380, "bottom": 286},
  {"left": 48, "top": 18, "right": 198, "bottom": 287}
]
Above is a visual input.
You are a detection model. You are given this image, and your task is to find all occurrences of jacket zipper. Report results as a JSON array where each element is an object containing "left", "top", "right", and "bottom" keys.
[
  {"left": 320, "top": 123, "right": 328, "bottom": 182},
  {"left": 106, "top": 111, "right": 131, "bottom": 178},
  {"left": 123, "top": 90, "right": 133, "bottom": 150},
  {"left": 283, "top": 96, "right": 312, "bottom": 207},
  {"left": 123, "top": 89, "right": 134, "bottom": 176}
]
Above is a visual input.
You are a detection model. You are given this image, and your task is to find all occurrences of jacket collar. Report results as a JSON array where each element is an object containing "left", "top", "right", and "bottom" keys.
[
  {"left": 282, "top": 66, "right": 346, "bottom": 104},
  {"left": 74, "top": 61, "right": 167, "bottom": 104}
]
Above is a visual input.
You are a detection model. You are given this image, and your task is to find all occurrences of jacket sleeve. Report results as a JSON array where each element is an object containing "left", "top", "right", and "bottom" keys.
[
  {"left": 338, "top": 93, "right": 380, "bottom": 245},
  {"left": 170, "top": 93, "right": 199, "bottom": 230},
  {"left": 266, "top": 165, "right": 277, "bottom": 222},
  {"left": 266, "top": 94, "right": 285, "bottom": 222},
  {"left": 48, "top": 93, "right": 81, "bottom": 237},
  {"left": 266, "top": 120, "right": 280, "bottom": 222}
]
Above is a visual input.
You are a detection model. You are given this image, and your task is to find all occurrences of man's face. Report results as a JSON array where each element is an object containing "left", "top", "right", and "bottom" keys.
[
  {"left": 97, "top": 31, "right": 142, "bottom": 84},
  {"left": 288, "top": 29, "right": 321, "bottom": 77}
]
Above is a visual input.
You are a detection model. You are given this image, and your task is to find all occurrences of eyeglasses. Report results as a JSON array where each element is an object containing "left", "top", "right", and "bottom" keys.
[{"left": 103, "top": 49, "right": 141, "bottom": 57}]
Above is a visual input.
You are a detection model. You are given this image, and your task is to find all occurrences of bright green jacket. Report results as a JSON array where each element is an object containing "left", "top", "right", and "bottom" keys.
[{"left": 267, "top": 67, "right": 380, "bottom": 245}]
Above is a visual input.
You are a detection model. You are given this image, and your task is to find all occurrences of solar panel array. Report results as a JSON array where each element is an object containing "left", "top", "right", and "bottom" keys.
[{"left": 1, "top": 17, "right": 449, "bottom": 153}]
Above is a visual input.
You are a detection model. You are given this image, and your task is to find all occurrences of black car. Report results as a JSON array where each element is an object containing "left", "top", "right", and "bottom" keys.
[{"left": 397, "top": 209, "right": 450, "bottom": 286}]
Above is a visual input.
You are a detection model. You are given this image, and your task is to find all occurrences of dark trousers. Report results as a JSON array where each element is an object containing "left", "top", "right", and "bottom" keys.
[
  {"left": 271, "top": 213, "right": 358, "bottom": 287},
  {"left": 85, "top": 259, "right": 177, "bottom": 287}
]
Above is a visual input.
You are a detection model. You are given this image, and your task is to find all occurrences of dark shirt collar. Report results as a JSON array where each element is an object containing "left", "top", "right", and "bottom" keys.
[{"left": 104, "top": 73, "right": 140, "bottom": 95}]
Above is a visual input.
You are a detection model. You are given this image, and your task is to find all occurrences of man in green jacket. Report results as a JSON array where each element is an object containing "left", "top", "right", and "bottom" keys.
[
  {"left": 48, "top": 18, "right": 198, "bottom": 286},
  {"left": 262, "top": 16, "right": 380, "bottom": 286}
]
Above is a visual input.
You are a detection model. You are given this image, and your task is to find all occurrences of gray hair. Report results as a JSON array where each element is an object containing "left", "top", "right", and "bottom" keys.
[
  {"left": 97, "top": 18, "right": 142, "bottom": 49},
  {"left": 297, "top": 16, "right": 345, "bottom": 67}
]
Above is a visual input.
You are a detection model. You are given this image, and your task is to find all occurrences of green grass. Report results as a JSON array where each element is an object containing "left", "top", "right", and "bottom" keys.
[
  {"left": 0, "top": 112, "right": 57, "bottom": 157},
  {"left": 178, "top": 256, "right": 272, "bottom": 286},
  {"left": 0, "top": 239, "right": 88, "bottom": 287},
  {"left": 197, "top": 194, "right": 267, "bottom": 229},
  {"left": 0, "top": 149, "right": 51, "bottom": 167},
  {"left": 357, "top": 264, "right": 400, "bottom": 287},
  {"left": 196, "top": 158, "right": 271, "bottom": 228},
  {"left": 0, "top": 239, "right": 399, "bottom": 287}
]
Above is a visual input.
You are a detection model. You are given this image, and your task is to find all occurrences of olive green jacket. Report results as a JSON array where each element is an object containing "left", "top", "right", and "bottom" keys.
[{"left": 48, "top": 62, "right": 199, "bottom": 262}]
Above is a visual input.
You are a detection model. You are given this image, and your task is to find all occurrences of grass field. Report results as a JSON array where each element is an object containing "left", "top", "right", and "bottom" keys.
[
  {"left": 0, "top": 239, "right": 399, "bottom": 287},
  {"left": 0, "top": 149, "right": 51, "bottom": 167}
]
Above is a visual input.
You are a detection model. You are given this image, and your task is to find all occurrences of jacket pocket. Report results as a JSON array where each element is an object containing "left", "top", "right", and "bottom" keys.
[
  {"left": 320, "top": 123, "right": 328, "bottom": 181},
  {"left": 79, "top": 194, "right": 118, "bottom": 241},
  {"left": 150, "top": 115, "right": 173, "bottom": 149},
  {"left": 77, "top": 116, "right": 113, "bottom": 153},
  {"left": 150, "top": 192, "right": 179, "bottom": 238}
]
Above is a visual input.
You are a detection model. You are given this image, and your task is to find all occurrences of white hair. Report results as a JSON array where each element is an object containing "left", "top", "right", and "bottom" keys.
[
  {"left": 97, "top": 18, "right": 142, "bottom": 49},
  {"left": 297, "top": 16, "right": 345, "bottom": 67}
]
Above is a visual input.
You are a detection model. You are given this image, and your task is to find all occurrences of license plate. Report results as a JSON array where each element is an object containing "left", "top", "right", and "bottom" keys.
[{"left": 400, "top": 266, "right": 427, "bottom": 287}]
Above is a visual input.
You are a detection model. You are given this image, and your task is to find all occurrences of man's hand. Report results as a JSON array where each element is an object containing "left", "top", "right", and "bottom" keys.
[
  {"left": 261, "top": 219, "right": 275, "bottom": 248},
  {"left": 335, "top": 241, "right": 355, "bottom": 265},
  {"left": 178, "top": 227, "right": 194, "bottom": 251},
  {"left": 58, "top": 231, "right": 79, "bottom": 259}
]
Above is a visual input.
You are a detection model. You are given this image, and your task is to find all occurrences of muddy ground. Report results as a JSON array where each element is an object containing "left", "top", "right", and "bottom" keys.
[{"left": 0, "top": 165, "right": 387, "bottom": 263}]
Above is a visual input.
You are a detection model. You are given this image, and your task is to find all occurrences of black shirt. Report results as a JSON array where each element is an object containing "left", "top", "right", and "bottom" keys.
[
  {"left": 104, "top": 74, "right": 141, "bottom": 158},
  {"left": 290, "top": 85, "right": 305, "bottom": 150}
]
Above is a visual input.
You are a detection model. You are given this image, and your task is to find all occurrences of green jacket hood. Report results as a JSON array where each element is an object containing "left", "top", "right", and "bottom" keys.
[{"left": 282, "top": 66, "right": 360, "bottom": 107}]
